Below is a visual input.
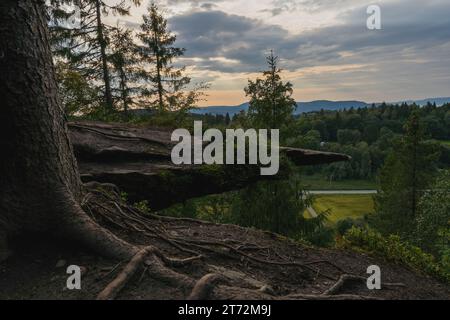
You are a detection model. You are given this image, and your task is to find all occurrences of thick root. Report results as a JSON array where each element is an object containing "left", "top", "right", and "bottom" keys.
[
  {"left": 97, "top": 245, "right": 199, "bottom": 300},
  {"left": 97, "top": 246, "right": 154, "bottom": 300},
  {"left": 144, "top": 253, "right": 195, "bottom": 289},
  {"left": 76, "top": 184, "right": 409, "bottom": 301},
  {"left": 188, "top": 274, "right": 224, "bottom": 300},
  {"left": 56, "top": 191, "right": 139, "bottom": 260}
]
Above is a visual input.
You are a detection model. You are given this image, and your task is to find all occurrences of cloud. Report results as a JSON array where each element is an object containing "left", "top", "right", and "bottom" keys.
[
  {"left": 169, "top": 10, "right": 306, "bottom": 72},
  {"left": 115, "top": 0, "right": 450, "bottom": 103},
  {"left": 168, "top": 1, "right": 450, "bottom": 78},
  {"left": 162, "top": 0, "right": 226, "bottom": 10}
]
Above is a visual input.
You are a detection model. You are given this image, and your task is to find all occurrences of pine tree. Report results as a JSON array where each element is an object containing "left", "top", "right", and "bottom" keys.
[
  {"left": 245, "top": 51, "right": 296, "bottom": 129},
  {"left": 138, "top": 3, "right": 206, "bottom": 113},
  {"left": 49, "top": 0, "right": 141, "bottom": 112}
]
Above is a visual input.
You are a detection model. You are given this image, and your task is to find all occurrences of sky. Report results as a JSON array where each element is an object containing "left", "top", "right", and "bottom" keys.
[{"left": 109, "top": 0, "right": 450, "bottom": 106}]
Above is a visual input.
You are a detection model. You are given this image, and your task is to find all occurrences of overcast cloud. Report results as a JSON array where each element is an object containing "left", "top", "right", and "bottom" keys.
[{"left": 117, "top": 0, "right": 450, "bottom": 105}]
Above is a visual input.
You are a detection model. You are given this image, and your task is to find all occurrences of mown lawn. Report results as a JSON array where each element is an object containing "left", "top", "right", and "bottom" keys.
[
  {"left": 312, "top": 194, "right": 375, "bottom": 224},
  {"left": 301, "top": 174, "right": 376, "bottom": 190}
]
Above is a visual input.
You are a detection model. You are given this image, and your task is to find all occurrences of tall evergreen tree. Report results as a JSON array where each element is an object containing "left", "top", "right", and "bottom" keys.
[
  {"left": 109, "top": 25, "right": 141, "bottom": 113},
  {"left": 372, "top": 112, "right": 440, "bottom": 237},
  {"left": 49, "top": 0, "right": 141, "bottom": 112},
  {"left": 245, "top": 51, "right": 296, "bottom": 129},
  {"left": 138, "top": 3, "right": 205, "bottom": 113},
  {"left": 234, "top": 53, "right": 329, "bottom": 244},
  {"left": 415, "top": 170, "right": 450, "bottom": 258}
]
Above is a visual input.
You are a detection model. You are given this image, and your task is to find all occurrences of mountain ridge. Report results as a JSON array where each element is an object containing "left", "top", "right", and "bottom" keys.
[{"left": 191, "top": 97, "right": 450, "bottom": 116}]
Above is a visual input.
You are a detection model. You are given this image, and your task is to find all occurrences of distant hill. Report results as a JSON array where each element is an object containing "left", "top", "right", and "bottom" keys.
[
  {"left": 295, "top": 100, "right": 368, "bottom": 114},
  {"left": 191, "top": 97, "right": 450, "bottom": 116},
  {"left": 191, "top": 100, "right": 369, "bottom": 116}
]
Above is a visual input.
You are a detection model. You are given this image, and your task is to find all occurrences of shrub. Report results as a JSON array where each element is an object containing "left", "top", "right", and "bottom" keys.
[
  {"left": 340, "top": 227, "right": 449, "bottom": 283},
  {"left": 336, "top": 218, "right": 356, "bottom": 236}
]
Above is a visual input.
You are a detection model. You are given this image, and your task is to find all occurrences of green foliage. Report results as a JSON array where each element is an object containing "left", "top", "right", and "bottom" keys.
[
  {"left": 371, "top": 112, "right": 441, "bottom": 238},
  {"left": 193, "top": 193, "right": 235, "bottom": 224},
  {"left": 138, "top": 3, "right": 208, "bottom": 113},
  {"left": 134, "top": 200, "right": 150, "bottom": 214},
  {"left": 285, "top": 130, "right": 321, "bottom": 150},
  {"left": 141, "top": 109, "right": 196, "bottom": 129},
  {"left": 109, "top": 25, "right": 142, "bottom": 112},
  {"left": 337, "top": 129, "right": 361, "bottom": 145},
  {"left": 50, "top": 1, "right": 206, "bottom": 117},
  {"left": 230, "top": 176, "right": 333, "bottom": 246},
  {"left": 245, "top": 52, "right": 296, "bottom": 129},
  {"left": 287, "top": 103, "right": 450, "bottom": 180},
  {"left": 55, "top": 61, "right": 101, "bottom": 116},
  {"left": 305, "top": 226, "right": 335, "bottom": 247},
  {"left": 120, "top": 192, "right": 129, "bottom": 203},
  {"left": 415, "top": 170, "right": 450, "bottom": 261},
  {"left": 341, "top": 227, "right": 449, "bottom": 282},
  {"left": 336, "top": 218, "right": 357, "bottom": 236},
  {"left": 50, "top": 0, "right": 142, "bottom": 111}
]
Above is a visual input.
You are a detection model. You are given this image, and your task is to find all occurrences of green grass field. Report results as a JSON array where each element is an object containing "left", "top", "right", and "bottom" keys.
[
  {"left": 439, "top": 140, "right": 450, "bottom": 147},
  {"left": 312, "top": 194, "right": 375, "bottom": 224},
  {"left": 301, "top": 174, "right": 376, "bottom": 190}
]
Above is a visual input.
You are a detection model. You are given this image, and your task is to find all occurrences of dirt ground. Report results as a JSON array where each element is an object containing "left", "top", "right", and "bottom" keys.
[{"left": 1, "top": 216, "right": 448, "bottom": 300}]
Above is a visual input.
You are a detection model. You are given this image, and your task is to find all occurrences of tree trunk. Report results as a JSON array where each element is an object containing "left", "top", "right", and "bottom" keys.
[
  {"left": 0, "top": 0, "right": 136, "bottom": 260},
  {"left": 119, "top": 66, "right": 129, "bottom": 113},
  {"left": 152, "top": 26, "right": 164, "bottom": 112},
  {"left": 95, "top": 0, "right": 114, "bottom": 111}
]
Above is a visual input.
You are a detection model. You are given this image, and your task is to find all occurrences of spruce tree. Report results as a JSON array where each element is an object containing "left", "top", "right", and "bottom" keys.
[
  {"left": 235, "top": 53, "right": 325, "bottom": 244},
  {"left": 49, "top": 0, "right": 141, "bottom": 112},
  {"left": 109, "top": 25, "right": 141, "bottom": 113},
  {"left": 138, "top": 3, "right": 206, "bottom": 113},
  {"left": 245, "top": 51, "right": 296, "bottom": 129},
  {"left": 372, "top": 112, "right": 440, "bottom": 238}
]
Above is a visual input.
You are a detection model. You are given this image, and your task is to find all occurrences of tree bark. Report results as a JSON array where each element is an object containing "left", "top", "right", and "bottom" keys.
[
  {"left": 0, "top": 0, "right": 135, "bottom": 259},
  {"left": 95, "top": 0, "right": 114, "bottom": 111}
]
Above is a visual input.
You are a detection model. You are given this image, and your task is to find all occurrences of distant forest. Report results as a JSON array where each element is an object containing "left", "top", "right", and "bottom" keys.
[{"left": 197, "top": 102, "right": 450, "bottom": 181}]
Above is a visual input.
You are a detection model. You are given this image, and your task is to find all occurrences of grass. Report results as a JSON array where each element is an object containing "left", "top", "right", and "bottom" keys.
[
  {"left": 312, "top": 194, "right": 375, "bottom": 224},
  {"left": 438, "top": 140, "right": 450, "bottom": 147},
  {"left": 301, "top": 174, "right": 376, "bottom": 190}
]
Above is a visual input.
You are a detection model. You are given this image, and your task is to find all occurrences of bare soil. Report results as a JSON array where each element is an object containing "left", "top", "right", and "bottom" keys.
[{"left": 1, "top": 216, "right": 448, "bottom": 300}]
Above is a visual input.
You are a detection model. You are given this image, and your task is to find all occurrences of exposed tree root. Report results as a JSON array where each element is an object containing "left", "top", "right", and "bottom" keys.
[
  {"left": 170, "top": 238, "right": 338, "bottom": 281},
  {"left": 97, "top": 247, "right": 154, "bottom": 300},
  {"left": 188, "top": 274, "right": 225, "bottom": 300},
  {"left": 56, "top": 190, "right": 139, "bottom": 260},
  {"left": 74, "top": 183, "right": 410, "bottom": 300},
  {"left": 322, "top": 274, "right": 406, "bottom": 296},
  {"left": 97, "top": 245, "right": 201, "bottom": 300}
]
